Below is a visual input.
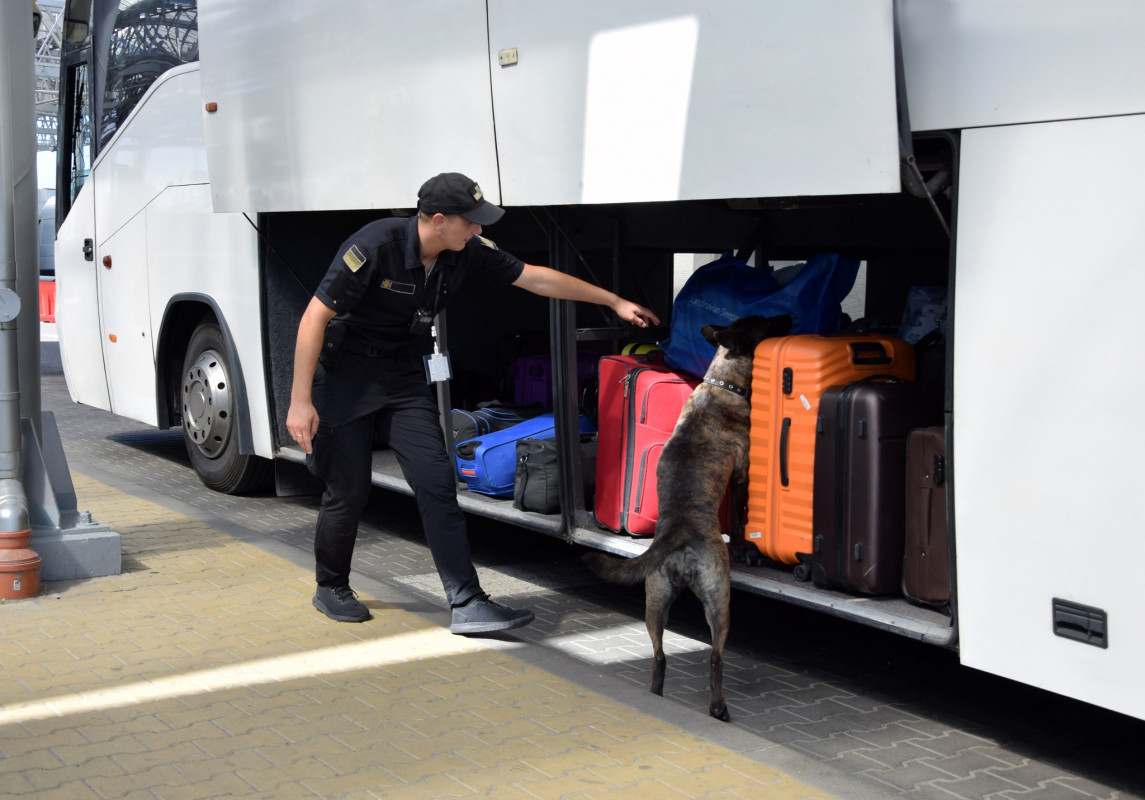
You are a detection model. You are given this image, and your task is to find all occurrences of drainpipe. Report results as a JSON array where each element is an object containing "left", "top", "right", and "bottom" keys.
[{"left": 0, "top": 0, "right": 35, "bottom": 538}]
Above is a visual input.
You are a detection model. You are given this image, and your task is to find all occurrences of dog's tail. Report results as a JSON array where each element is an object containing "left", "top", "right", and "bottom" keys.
[{"left": 582, "top": 527, "right": 692, "bottom": 585}]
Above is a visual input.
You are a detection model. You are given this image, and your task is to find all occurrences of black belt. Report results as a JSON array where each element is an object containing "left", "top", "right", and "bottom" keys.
[{"left": 346, "top": 341, "right": 403, "bottom": 358}]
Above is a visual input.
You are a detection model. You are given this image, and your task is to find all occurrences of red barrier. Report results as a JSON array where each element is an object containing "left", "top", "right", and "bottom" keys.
[{"left": 39, "top": 280, "right": 55, "bottom": 323}]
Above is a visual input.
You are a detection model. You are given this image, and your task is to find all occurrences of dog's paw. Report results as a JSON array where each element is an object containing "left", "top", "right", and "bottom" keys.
[
  {"left": 710, "top": 703, "right": 731, "bottom": 722},
  {"left": 727, "top": 539, "right": 746, "bottom": 564}
]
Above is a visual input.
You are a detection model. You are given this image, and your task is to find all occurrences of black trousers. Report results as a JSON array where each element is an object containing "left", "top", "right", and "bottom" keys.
[{"left": 306, "top": 354, "right": 482, "bottom": 607}]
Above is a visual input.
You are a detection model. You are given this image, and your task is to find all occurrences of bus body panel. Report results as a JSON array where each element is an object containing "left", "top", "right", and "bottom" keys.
[
  {"left": 55, "top": 177, "right": 110, "bottom": 411},
  {"left": 487, "top": 0, "right": 901, "bottom": 205},
  {"left": 85, "top": 65, "right": 207, "bottom": 423},
  {"left": 899, "top": 0, "right": 1145, "bottom": 132},
  {"left": 145, "top": 182, "right": 273, "bottom": 457},
  {"left": 954, "top": 114, "right": 1145, "bottom": 720},
  {"left": 196, "top": 0, "right": 500, "bottom": 215},
  {"left": 59, "top": 62, "right": 273, "bottom": 452},
  {"left": 93, "top": 65, "right": 209, "bottom": 249},
  {"left": 96, "top": 213, "right": 154, "bottom": 423}
]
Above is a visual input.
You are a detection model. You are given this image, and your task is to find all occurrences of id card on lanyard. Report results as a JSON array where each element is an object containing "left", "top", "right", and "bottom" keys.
[{"left": 424, "top": 325, "right": 451, "bottom": 383}]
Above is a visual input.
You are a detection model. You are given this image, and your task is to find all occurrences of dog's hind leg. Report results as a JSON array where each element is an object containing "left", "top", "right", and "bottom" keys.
[
  {"left": 704, "top": 597, "right": 731, "bottom": 721},
  {"left": 696, "top": 553, "right": 732, "bottom": 721},
  {"left": 644, "top": 570, "right": 680, "bottom": 697},
  {"left": 726, "top": 467, "right": 749, "bottom": 564}
]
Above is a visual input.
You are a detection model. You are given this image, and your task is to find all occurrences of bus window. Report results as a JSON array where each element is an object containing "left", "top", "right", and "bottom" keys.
[
  {"left": 99, "top": 0, "right": 198, "bottom": 148},
  {"left": 65, "top": 62, "right": 92, "bottom": 209}
]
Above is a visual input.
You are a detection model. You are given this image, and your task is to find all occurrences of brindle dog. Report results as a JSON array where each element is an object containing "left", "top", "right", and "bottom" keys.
[{"left": 585, "top": 314, "right": 791, "bottom": 721}]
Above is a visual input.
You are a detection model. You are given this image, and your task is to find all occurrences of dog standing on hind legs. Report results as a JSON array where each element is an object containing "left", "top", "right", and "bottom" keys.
[{"left": 584, "top": 314, "right": 791, "bottom": 721}]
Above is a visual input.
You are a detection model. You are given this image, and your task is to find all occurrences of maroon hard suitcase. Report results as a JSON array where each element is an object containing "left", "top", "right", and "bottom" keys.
[
  {"left": 902, "top": 426, "right": 950, "bottom": 606},
  {"left": 810, "top": 379, "right": 941, "bottom": 594}
]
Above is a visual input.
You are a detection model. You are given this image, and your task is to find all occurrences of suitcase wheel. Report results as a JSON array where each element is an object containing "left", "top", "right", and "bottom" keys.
[{"left": 792, "top": 555, "right": 812, "bottom": 582}]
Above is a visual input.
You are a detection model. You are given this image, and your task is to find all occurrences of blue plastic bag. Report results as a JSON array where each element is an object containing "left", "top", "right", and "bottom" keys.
[
  {"left": 897, "top": 285, "right": 948, "bottom": 344},
  {"left": 661, "top": 252, "right": 861, "bottom": 378}
]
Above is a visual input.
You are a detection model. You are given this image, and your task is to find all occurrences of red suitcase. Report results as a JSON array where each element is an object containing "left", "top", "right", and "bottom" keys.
[
  {"left": 745, "top": 334, "right": 915, "bottom": 574},
  {"left": 595, "top": 354, "right": 699, "bottom": 535},
  {"left": 902, "top": 426, "right": 950, "bottom": 606},
  {"left": 809, "top": 379, "right": 941, "bottom": 594}
]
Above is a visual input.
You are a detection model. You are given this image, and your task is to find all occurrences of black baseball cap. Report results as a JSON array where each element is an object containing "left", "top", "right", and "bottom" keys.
[{"left": 417, "top": 172, "right": 505, "bottom": 226}]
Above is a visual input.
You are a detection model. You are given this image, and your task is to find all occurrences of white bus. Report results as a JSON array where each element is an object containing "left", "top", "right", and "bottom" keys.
[{"left": 53, "top": 0, "right": 1145, "bottom": 721}]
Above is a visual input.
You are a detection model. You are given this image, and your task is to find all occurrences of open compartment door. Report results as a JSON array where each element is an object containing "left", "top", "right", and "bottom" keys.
[
  {"left": 196, "top": 1, "right": 500, "bottom": 214},
  {"left": 954, "top": 115, "right": 1145, "bottom": 721},
  {"left": 488, "top": 0, "right": 901, "bottom": 206}
]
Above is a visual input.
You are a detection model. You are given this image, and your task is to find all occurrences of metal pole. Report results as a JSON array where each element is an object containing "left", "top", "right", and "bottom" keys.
[
  {"left": 2, "top": 1, "right": 117, "bottom": 583},
  {"left": 0, "top": 0, "right": 39, "bottom": 533}
]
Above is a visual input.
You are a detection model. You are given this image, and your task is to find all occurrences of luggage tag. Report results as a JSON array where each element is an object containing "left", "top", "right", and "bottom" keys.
[{"left": 424, "top": 325, "right": 452, "bottom": 383}]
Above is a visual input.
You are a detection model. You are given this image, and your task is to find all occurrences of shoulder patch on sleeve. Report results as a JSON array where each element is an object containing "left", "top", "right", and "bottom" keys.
[
  {"left": 476, "top": 235, "right": 499, "bottom": 251},
  {"left": 342, "top": 244, "right": 367, "bottom": 272}
]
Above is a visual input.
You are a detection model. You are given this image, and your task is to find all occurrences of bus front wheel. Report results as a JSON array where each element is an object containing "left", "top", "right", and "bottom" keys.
[{"left": 180, "top": 322, "right": 272, "bottom": 494}]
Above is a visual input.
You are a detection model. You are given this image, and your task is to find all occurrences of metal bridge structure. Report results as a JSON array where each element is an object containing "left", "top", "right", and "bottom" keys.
[{"left": 34, "top": 0, "right": 63, "bottom": 152}]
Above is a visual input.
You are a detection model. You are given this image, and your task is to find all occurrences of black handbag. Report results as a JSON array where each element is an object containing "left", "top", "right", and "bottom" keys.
[
  {"left": 513, "top": 434, "right": 597, "bottom": 514},
  {"left": 513, "top": 438, "right": 561, "bottom": 514}
]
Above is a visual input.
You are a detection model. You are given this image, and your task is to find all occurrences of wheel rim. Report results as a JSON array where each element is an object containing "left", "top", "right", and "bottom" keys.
[{"left": 183, "top": 348, "right": 232, "bottom": 459}]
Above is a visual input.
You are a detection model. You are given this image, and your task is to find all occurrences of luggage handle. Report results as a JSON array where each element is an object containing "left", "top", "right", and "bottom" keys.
[
  {"left": 856, "top": 373, "right": 904, "bottom": 384},
  {"left": 921, "top": 488, "right": 933, "bottom": 546},
  {"left": 779, "top": 417, "right": 791, "bottom": 487},
  {"left": 932, "top": 453, "right": 945, "bottom": 487},
  {"left": 849, "top": 341, "right": 892, "bottom": 365}
]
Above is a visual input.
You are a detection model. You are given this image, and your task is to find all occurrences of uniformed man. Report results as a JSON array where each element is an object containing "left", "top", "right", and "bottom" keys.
[{"left": 287, "top": 172, "right": 660, "bottom": 633}]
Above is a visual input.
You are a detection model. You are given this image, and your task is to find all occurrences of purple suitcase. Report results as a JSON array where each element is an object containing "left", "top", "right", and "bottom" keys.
[
  {"left": 810, "top": 379, "right": 941, "bottom": 595},
  {"left": 509, "top": 352, "right": 599, "bottom": 408}
]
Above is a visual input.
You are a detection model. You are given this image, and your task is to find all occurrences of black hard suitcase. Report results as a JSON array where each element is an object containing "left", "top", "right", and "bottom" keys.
[
  {"left": 902, "top": 426, "right": 950, "bottom": 606},
  {"left": 810, "top": 379, "right": 941, "bottom": 594}
]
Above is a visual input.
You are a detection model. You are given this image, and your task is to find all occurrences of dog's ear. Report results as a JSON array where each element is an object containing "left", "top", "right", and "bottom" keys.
[
  {"left": 701, "top": 324, "right": 725, "bottom": 346},
  {"left": 768, "top": 315, "right": 793, "bottom": 336},
  {"left": 711, "top": 324, "right": 757, "bottom": 356}
]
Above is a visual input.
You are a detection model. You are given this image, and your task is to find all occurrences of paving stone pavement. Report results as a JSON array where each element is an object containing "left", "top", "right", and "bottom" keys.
[
  {"left": 8, "top": 338, "right": 1143, "bottom": 800},
  {"left": 3, "top": 473, "right": 848, "bottom": 799}
]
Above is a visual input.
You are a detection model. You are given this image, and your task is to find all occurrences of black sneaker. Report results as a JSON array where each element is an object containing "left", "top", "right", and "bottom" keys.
[
  {"left": 313, "top": 585, "right": 371, "bottom": 622},
  {"left": 450, "top": 595, "right": 535, "bottom": 635}
]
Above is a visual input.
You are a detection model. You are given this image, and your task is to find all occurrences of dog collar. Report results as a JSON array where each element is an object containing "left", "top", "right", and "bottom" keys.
[{"left": 703, "top": 376, "right": 747, "bottom": 396}]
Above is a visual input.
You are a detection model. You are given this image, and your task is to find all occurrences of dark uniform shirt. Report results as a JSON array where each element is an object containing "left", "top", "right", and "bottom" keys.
[{"left": 315, "top": 216, "right": 525, "bottom": 353}]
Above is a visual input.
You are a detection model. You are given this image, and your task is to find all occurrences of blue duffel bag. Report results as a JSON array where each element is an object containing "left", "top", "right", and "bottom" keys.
[
  {"left": 454, "top": 413, "right": 596, "bottom": 497},
  {"left": 660, "top": 251, "right": 861, "bottom": 378},
  {"left": 450, "top": 402, "right": 545, "bottom": 443}
]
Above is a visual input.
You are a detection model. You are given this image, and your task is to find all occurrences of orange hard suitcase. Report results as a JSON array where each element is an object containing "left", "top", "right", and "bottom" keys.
[{"left": 744, "top": 334, "right": 915, "bottom": 576}]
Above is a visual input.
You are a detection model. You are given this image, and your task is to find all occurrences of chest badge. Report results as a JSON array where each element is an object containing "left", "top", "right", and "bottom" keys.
[{"left": 380, "top": 279, "right": 416, "bottom": 294}]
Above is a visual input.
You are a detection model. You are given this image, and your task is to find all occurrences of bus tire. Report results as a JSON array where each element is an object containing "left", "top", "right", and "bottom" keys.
[{"left": 180, "top": 322, "right": 272, "bottom": 494}]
